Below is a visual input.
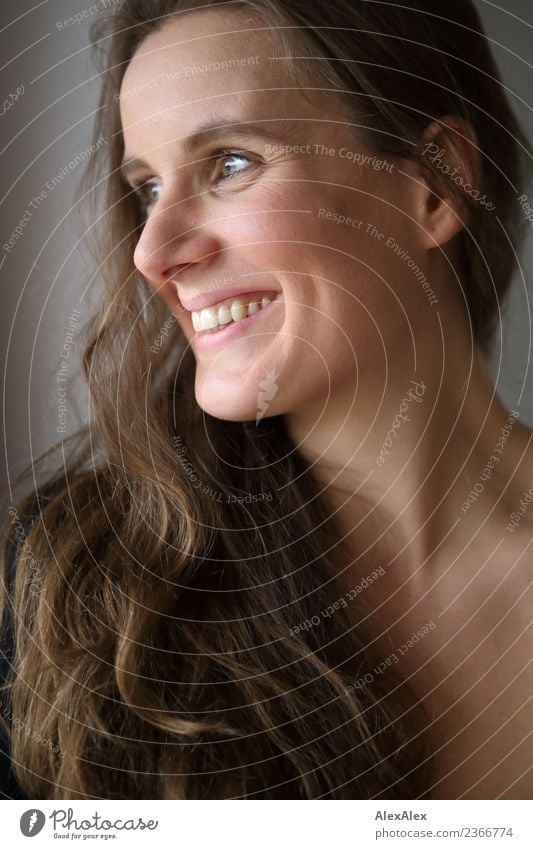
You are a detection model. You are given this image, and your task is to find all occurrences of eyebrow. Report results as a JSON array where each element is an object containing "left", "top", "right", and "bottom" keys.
[{"left": 119, "top": 118, "right": 294, "bottom": 180}]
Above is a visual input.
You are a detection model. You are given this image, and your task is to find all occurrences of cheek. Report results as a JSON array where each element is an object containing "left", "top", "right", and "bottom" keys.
[
  {"left": 213, "top": 183, "right": 415, "bottom": 345},
  {"left": 216, "top": 186, "right": 311, "bottom": 244}
]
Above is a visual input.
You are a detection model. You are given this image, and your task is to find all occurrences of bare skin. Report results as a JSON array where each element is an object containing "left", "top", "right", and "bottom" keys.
[
  {"left": 119, "top": 7, "right": 533, "bottom": 799},
  {"left": 314, "top": 366, "right": 533, "bottom": 799}
]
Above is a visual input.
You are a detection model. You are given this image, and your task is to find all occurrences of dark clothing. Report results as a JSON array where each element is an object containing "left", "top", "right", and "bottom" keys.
[{"left": 0, "top": 531, "right": 28, "bottom": 799}]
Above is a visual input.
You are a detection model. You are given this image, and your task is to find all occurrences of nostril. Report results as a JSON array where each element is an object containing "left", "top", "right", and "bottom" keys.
[
  {"left": 164, "top": 262, "right": 194, "bottom": 280},
  {"left": 163, "top": 263, "right": 195, "bottom": 291}
]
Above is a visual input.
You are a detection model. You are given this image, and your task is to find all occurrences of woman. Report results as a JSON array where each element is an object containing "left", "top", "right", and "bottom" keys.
[{"left": 1, "top": 0, "right": 532, "bottom": 800}]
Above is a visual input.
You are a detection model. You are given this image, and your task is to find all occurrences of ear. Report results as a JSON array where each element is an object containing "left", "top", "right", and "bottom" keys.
[{"left": 411, "top": 115, "right": 482, "bottom": 251}]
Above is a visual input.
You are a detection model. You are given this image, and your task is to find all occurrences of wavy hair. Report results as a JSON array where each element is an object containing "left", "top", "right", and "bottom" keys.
[{"left": 1, "top": 0, "right": 530, "bottom": 799}]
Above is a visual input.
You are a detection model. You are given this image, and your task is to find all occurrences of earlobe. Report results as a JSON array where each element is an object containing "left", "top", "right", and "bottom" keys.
[{"left": 414, "top": 115, "right": 481, "bottom": 250}]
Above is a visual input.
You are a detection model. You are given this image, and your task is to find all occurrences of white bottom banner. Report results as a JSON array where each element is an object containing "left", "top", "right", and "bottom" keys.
[{"left": 2, "top": 800, "right": 531, "bottom": 847}]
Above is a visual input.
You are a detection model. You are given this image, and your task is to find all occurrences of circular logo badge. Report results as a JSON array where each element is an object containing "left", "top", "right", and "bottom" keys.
[{"left": 20, "top": 809, "right": 46, "bottom": 837}]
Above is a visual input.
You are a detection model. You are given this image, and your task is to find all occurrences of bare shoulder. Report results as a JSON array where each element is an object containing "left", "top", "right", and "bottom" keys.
[
  {"left": 509, "top": 417, "right": 533, "bottom": 489},
  {"left": 494, "top": 416, "right": 533, "bottom": 554}
]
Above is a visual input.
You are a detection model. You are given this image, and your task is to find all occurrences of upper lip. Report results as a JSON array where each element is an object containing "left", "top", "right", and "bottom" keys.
[{"left": 177, "top": 285, "right": 281, "bottom": 313}]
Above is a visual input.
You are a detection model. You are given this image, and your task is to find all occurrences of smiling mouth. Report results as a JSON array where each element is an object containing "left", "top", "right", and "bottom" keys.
[
  {"left": 191, "top": 291, "right": 282, "bottom": 334},
  {"left": 188, "top": 291, "right": 284, "bottom": 353}
]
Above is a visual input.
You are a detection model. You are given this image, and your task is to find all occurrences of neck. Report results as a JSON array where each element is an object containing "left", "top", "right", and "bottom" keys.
[{"left": 285, "top": 325, "right": 526, "bottom": 581}]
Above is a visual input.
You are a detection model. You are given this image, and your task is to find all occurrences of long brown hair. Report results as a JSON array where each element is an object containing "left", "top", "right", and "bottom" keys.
[{"left": 1, "top": 0, "right": 530, "bottom": 799}]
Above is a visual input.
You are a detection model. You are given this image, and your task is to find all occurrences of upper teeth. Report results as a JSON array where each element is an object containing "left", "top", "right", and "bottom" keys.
[{"left": 191, "top": 293, "right": 279, "bottom": 332}]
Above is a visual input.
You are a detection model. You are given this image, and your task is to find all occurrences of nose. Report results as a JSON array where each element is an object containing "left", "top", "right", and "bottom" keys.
[{"left": 133, "top": 200, "right": 222, "bottom": 309}]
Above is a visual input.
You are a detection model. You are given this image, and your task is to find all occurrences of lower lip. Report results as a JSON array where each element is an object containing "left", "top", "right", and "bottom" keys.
[{"left": 190, "top": 294, "right": 284, "bottom": 353}]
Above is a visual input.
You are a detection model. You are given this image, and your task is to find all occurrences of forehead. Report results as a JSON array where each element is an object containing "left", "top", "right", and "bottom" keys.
[{"left": 119, "top": 8, "right": 328, "bottom": 144}]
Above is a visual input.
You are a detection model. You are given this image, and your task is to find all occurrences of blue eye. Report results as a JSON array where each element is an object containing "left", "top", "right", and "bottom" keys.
[
  {"left": 131, "top": 181, "right": 161, "bottom": 210},
  {"left": 215, "top": 150, "right": 254, "bottom": 181},
  {"left": 129, "top": 151, "right": 254, "bottom": 212}
]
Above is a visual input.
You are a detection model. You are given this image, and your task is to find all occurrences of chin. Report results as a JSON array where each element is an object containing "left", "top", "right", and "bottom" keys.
[
  {"left": 195, "top": 382, "right": 260, "bottom": 424},
  {"left": 195, "top": 373, "right": 284, "bottom": 424}
]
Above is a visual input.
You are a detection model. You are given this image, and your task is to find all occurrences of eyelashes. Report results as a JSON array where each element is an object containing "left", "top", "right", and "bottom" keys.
[
  {"left": 128, "top": 149, "right": 257, "bottom": 212},
  {"left": 213, "top": 149, "right": 255, "bottom": 180},
  {"left": 130, "top": 180, "right": 161, "bottom": 208}
]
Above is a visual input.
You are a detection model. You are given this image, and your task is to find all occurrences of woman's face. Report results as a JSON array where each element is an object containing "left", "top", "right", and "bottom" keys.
[{"left": 119, "top": 9, "right": 429, "bottom": 422}]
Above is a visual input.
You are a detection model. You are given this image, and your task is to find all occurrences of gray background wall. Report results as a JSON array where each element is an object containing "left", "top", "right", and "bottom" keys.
[{"left": 1, "top": 0, "right": 532, "bottom": 489}]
